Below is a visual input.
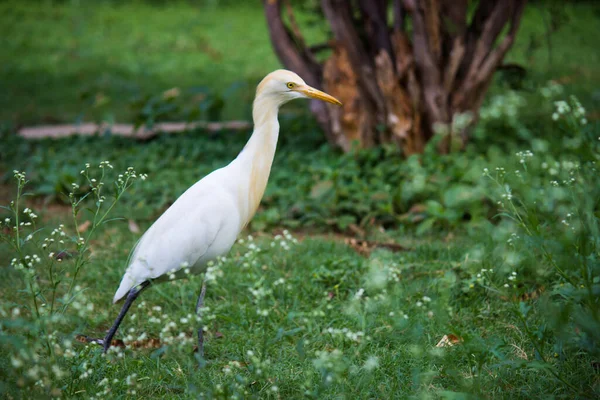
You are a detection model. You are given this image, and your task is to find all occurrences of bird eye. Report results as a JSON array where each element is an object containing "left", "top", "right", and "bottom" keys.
[{"left": 286, "top": 82, "right": 295, "bottom": 89}]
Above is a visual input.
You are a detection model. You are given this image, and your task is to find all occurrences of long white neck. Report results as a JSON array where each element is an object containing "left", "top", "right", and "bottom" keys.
[{"left": 232, "top": 94, "right": 280, "bottom": 227}]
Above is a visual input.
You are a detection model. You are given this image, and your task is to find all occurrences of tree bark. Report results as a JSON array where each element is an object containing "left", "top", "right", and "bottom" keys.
[{"left": 263, "top": 0, "right": 528, "bottom": 155}]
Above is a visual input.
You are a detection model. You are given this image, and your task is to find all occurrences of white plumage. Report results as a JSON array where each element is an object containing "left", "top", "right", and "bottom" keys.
[{"left": 97, "top": 69, "right": 341, "bottom": 353}]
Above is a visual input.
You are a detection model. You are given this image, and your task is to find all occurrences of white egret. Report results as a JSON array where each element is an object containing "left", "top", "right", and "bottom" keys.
[{"left": 93, "top": 69, "right": 341, "bottom": 354}]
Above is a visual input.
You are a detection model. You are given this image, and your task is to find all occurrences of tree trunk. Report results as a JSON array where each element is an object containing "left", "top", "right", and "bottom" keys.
[{"left": 263, "top": 0, "right": 527, "bottom": 155}]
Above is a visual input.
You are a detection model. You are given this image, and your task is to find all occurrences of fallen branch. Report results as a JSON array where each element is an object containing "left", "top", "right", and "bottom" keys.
[{"left": 18, "top": 120, "right": 252, "bottom": 140}]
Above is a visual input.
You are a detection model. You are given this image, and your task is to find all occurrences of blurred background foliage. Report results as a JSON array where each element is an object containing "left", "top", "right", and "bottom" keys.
[
  {"left": 1, "top": 0, "right": 599, "bottom": 126},
  {"left": 0, "top": 0, "right": 599, "bottom": 234}
]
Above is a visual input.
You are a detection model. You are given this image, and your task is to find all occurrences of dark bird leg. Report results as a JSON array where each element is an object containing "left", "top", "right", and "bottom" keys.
[
  {"left": 195, "top": 281, "right": 207, "bottom": 357},
  {"left": 102, "top": 281, "right": 150, "bottom": 353}
]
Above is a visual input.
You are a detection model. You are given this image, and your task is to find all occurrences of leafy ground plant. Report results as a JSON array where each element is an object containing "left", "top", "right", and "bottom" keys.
[
  {"left": 1, "top": 115, "right": 599, "bottom": 397},
  {"left": 479, "top": 95, "right": 599, "bottom": 395},
  {"left": 0, "top": 163, "right": 146, "bottom": 395}
]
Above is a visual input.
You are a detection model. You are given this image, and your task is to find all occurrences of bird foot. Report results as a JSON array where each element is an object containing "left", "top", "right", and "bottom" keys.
[
  {"left": 76, "top": 334, "right": 117, "bottom": 353},
  {"left": 76, "top": 334, "right": 105, "bottom": 347}
]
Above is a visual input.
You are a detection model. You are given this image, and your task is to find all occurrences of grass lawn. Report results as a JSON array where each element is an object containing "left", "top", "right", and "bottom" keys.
[
  {"left": 3, "top": 208, "right": 596, "bottom": 398},
  {"left": 0, "top": 1, "right": 599, "bottom": 125},
  {"left": 0, "top": 1, "right": 328, "bottom": 125},
  {"left": 0, "top": 1, "right": 599, "bottom": 398}
]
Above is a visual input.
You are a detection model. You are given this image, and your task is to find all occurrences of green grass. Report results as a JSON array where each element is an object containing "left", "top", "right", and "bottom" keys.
[
  {"left": 1, "top": 1, "right": 599, "bottom": 125},
  {"left": 505, "top": 2, "right": 600, "bottom": 105},
  {"left": 1, "top": 102, "right": 599, "bottom": 397},
  {"left": 0, "top": 1, "right": 329, "bottom": 125},
  {"left": 1, "top": 212, "right": 597, "bottom": 398}
]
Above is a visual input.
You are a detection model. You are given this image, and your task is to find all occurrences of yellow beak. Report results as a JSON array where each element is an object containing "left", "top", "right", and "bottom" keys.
[{"left": 298, "top": 85, "right": 342, "bottom": 106}]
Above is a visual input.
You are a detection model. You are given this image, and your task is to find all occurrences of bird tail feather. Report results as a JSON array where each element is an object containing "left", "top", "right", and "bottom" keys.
[{"left": 113, "top": 274, "right": 137, "bottom": 304}]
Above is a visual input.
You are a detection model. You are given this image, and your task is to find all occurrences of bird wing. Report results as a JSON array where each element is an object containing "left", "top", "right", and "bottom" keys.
[{"left": 112, "top": 176, "right": 240, "bottom": 303}]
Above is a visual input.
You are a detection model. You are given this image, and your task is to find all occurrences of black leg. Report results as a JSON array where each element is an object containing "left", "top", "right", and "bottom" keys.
[
  {"left": 195, "top": 281, "right": 207, "bottom": 357},
  {"left": 102, "top": 281, "right": 150, "bottom": 353}
]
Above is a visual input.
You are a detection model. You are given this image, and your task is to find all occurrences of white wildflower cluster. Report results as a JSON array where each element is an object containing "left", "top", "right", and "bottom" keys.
[
  {"left": 117, "top": 166, "right": 148, "bottom": 189},
  {"left": 22, "top": 207, "right": 38, "bottom": 221},
  {"left": 363, "top": 355, "right": 379, "bottom": 372},
  {"left": 95, "top": 376, "right": 112, "bottom": 398},
  {"left": 197, "top": 305, "right": 216, "bottom": 333},
  {"left": 506, "top": 233, "right": 519, "bottom": 246},
  {"left": 65, "top": 286, "right": 95, "bottom": 318},
  {"left": 23, "top": 254, "right": 42, "bottom": 268},
  {"left": 480, "top": 91, "right": 526, "bottom": 121},
  {"left": 205, "top": 259, "right": 224, "bottom": 283},
  {"left": 388, "top": 310, "right": 409, "bottom": 320},
  {"left": 105, "top": 344, "right": 125, "bottom": 359},
  {"left": 146, "top": 305, "right": 163, "bottom": 324},
  {"left": 483, "top": 167, "right": 506, "bottom": 178},
  {"left": 560, "top": 212, "right": 577, "bottom": 232},
  {"left": 245, "top": 350, "right": 271, "bottom": 377},
  {"left": 167, "top": 261, "right": 192, "bottom": 281},
  {"left": 504, "top": 271, "right": 518, "bottom": 288},
  {"left": 561, "top": 212, "right": 572, "bottom": 227},
  {"left": 10, "top": 257, "right": 25, "bottom": 273},
  {"left": 312, "top": 348, "right": 346, "bottom": 384},
  {"left": 273, "top": 277, "right": 286, "bottom": 287},
  {"left": 249, "top": 285, "right": 273, "bottom": 300},
  {"left": 98, "top": 160, "right": 113, "bottom": 169},
  {"left": 212, "top": 359, "right": 254, "bottom": 397},
  {"left": 515, "top": 150, "right": 534, "bottom": 165},
  {"left": 62, "top": 339, "right": 77, "bottom": 358},
  {"left": 158, "top": 318, "right": 195, "bottom": 347},
  {"left": 310, "top": 306, "right": 326, "bottom": 318},
  {"left": 365, "top": 259, "right": 402, "bottom": 293},
  {"left": 222, "top": 360, "right": 244, "bottom": 375},
  {"left": 256, "top": 307, "right": 269, "bottom": 317},
  {"left": 125, "top": 373, "right": 141, "bottom": 396},
  {"left": 88, "top": 177, "right": 105, "bottom": 194},
  {"left": 239, "top": 235, "right": 262, "bottom": 268},
  {"left": 323, "top": 326, "right": 365, "bottom": 343},
  {"left": 354, "top": 288, "right": 365, "bottom": 300},
  {"left": 552, "top": 96, "right": 587, "bottom": 125},
  {"left": 249, "top": 280, "right": 274, "bottom": 318},
  {"left": 452, "top": 111, "right": 474, "bottom": 133},
  {"left": 13, "top": 170, "right": 26, "bottom": 184},
  {"left": 414, "top": 295, "right": 434, "bottom": 317},
  {"left": 501, "top": 184, "right": 513, "bottom": 201},
  {"left": 433, "top": 111, "right": 474, "bottom": 137},
  {"left": 40, "top": 224, "right": 67, "bottom": 251},
  {"left": 78, "top": 361, "right": 94, "bottom": 380},
  {"left": 561, "top": 160, "right": 579, "bottom": 171},
  {"left": 2, "top": 306, "right": 80, "bottom": 395},
  {"left": 552, "top": 101, "right": 570, "bottom": 120},
  {"left": 271, "top": 229, "right": 298, "bottom": 251},
  {"left": 539, "top": 81, "right": 564, "bottom": 99},
  {"left": 470, "top": 268, "right": 494, "bottom": 289},
  {"left": 543, "top": 160, "right": 579, "bottom": 183}
]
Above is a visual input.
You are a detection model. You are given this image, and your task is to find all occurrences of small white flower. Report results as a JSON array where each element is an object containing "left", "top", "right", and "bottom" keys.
[{"left": 363, "top": 356, "right": 379, "bottom": 371}]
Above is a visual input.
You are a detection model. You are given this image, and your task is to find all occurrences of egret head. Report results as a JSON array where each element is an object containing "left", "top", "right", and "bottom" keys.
[{"left": 256, "top": 69, "right": 342, "bottom": 107}]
